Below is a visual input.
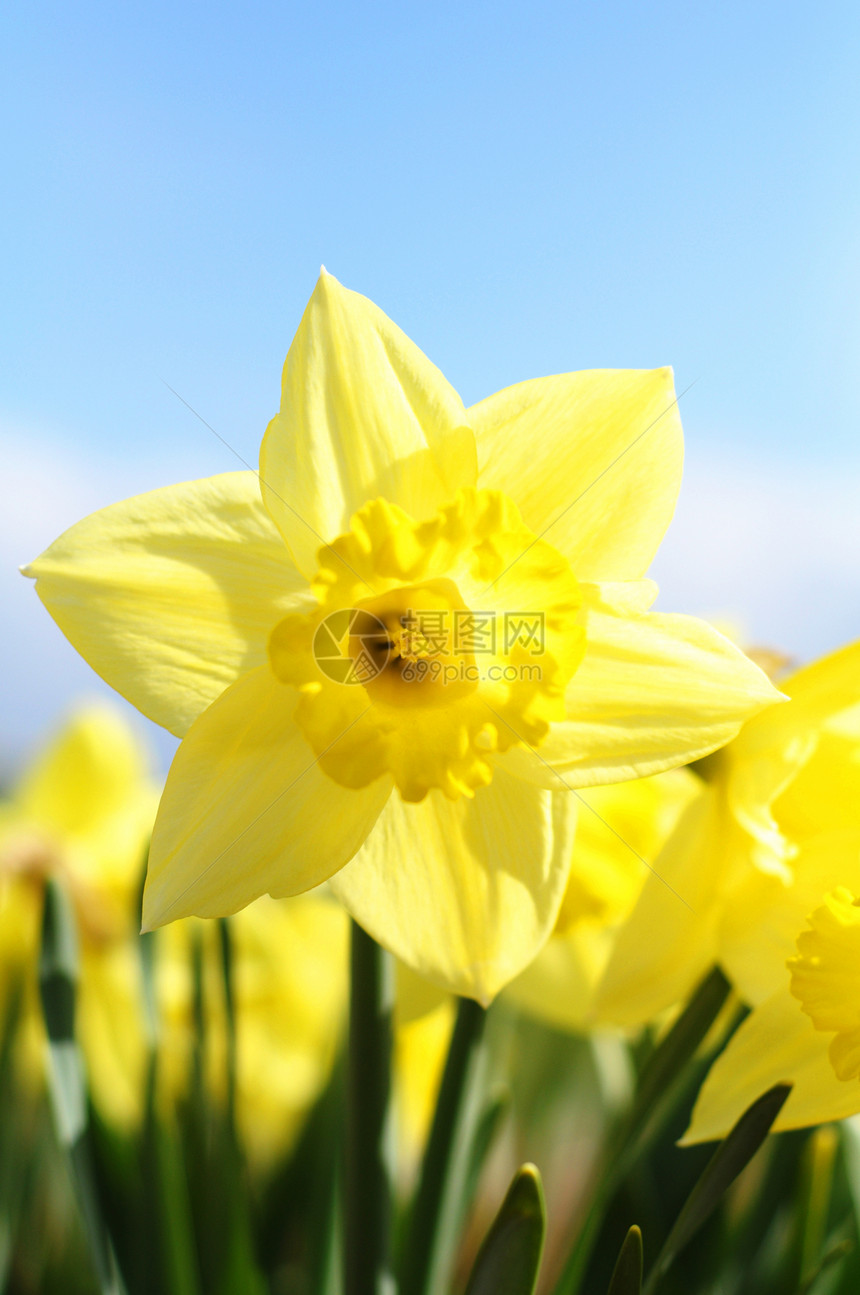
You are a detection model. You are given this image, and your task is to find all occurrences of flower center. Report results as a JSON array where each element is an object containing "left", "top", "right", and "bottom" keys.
[
  {"left": 349, "top": 578, "right": 478, "bottom": 708},
  {"left": 268, "top": 488, "right": 585, "bottom": 801},
  {"left": 788, "top": 887, "right": 860, "bottom": 1081}
]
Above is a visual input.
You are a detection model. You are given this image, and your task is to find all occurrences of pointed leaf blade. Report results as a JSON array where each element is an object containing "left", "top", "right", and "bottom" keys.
[
  {"left": 464, "top": 1163, "right": 546, "bottom": 1295},
  {"left": 607, "top": 1225, "right": 643, "bottom": 1295},
  {"left": 646, "top": 1083, "right": 791, "bottom": 1291}
]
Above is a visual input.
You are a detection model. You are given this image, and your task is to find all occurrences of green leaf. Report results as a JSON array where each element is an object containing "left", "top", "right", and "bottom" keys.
[
  {"left": 464, "top": 1164, "right": 546, "bottom": 1295},
  {"left": 345, "top": 921, "right": 397, "bottom": 1295},
  {"left": 644, "top": 1082, "right": 791, "bottom": 1292},
  {"left": 607, "top": 1226, "right": 643, "bottom": 1294},
  {"left": 554, "top": 966, "right": 733, "bottom": 1295},
  {"left": 217, "top": 917, "right": 237, "bottom": 1133},
  {"left": 39, "top": 878, "right": 127, "bottom": 1295},
  {"left": 627, "top": 967, "right": 731, "bottom": 1142},
  {"left": 797, "top": 1236, "right": 853, "bottom": 1294}
]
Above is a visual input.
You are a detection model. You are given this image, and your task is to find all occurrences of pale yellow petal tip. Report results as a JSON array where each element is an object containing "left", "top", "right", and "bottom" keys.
[
  {"left": 677, "top": 1129, "right": 708, "bottom": 1147},
  {"left": 140, "top": 887, "right": 170, "bottom": 933},
  {"left": 678, "top": 1078, "right": 795, "bottom": 1146},
  {"left": 315, "top": 265, "right": 342, "bottom": 298},
  {"left": 19, "top": 561, "right": 36, "bottom": 579}
]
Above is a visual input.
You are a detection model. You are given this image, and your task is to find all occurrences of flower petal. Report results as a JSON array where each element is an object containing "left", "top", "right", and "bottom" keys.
[
  {"left": 143, "top": 667, "right": 392, "bottom": 929},
  {"left": 260, "top": 272, "right": 477, "bottom": 574},
  {"left": 17, "top": 705, "right": 151, "bottom": 843},
  {"left": 734, "top": 637, "right": 860, "bottom": 765},
  {"left": 497, "top": 583, "right": 782, "bottom": 789},
  {"left": 682, "top": 987, "right": 860, "bottom": 1144},
  {"left": 469, "top": 368, "right": 683, "bottom": 580},
  {"left": 328, "top": 769, "right": 577, "bottom": 1003},
  {"left": 720, "top": 639, "right": 860, "bottom": 860},
  {"left": 508, "top": 768, "right": 700, "bottom": 1031},
  {"left": 505, "top": 928, "right": 608, "bottom": 1031},
  {"left": 719, "top": 829, "right": 860, "bottom": 1007},
  {"left": 24, "top": 471, "right": 308, "bottom": 736},
  {"left": 594, "top": 788, "right": 722, "bottom": 1027}
]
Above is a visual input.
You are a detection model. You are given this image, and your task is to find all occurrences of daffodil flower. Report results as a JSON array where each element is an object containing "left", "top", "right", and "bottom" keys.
[
  {"left": 584, "top": 637, "right": 860, "bottom": 1139},
  {"left": 0, "top": 705, "right": 353, "bottom": 1159},
  {"left": 0, "top": 705, "right": 157, "bottom": 1124},
  {"left": 25, "top": 272, "right": 779, "bottom": 1001}
]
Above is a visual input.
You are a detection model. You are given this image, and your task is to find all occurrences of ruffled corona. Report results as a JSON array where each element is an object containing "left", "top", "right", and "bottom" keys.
[
  {"left": 789, "top": 887, "right": 860, "bottom": 1081},
  {"left": 268, "top": 488, "right": 585, "bottom": 801}
]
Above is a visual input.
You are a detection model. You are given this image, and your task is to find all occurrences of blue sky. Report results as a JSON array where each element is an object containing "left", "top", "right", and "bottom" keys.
[{"left": 3, "top": 0, "right": 860, "bottom": 774}]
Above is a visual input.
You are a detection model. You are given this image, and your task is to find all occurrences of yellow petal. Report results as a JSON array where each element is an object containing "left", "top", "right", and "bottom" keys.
[
  {"left": 78, "top": 943, "right": 147, "bottom": 1130},
  {"left": 734, "top": 637, "right": 860, "bottom": 765},
  {"left": 722, "top": 639, "right": 860, "bottom": 858},
  {"left": 724, "top": 737, "right": 816, "bottom": 884},
  {"left": 595, "top": 788, "right": 722, "bottom": 1027},
  {"left": 508, "top": 769, "right": 700, "bottom": 1031},
  {"left": 17, "top": 705, "right": 150, "bottom": 842},
  {"left": 328, "top": 768, "right": 577, "bottom": 1003},
  {"left": 143, "top": 667, "right": 392, "bottom": 928},
  {"left": 776, "top": 727, "right": 860, "bottom": 842},
  {"left": 24, "top": 472, "right": 308, "bottom": 736},
  {"left": 469, "top": 368, "right": 683, "bottom": 580},
  {"left": 505, "top": 928, "right": 608, "bottom": 1031},
  {"left": 682, "top": 987, "right": 860, "bottom": 1144},
  {"left": 260, "top": 271, "right": 477, "bottom": 574},
  {"left": 395, "top": 960, "right": 450, "bottom": 1025},
  {"left": 396, "top": 1000, "right": 455, "bottom": 1167},
  {"left": 719, "top": 830, "right": 860, "bottom": 1007},
  {"left": 497, "top": 583, "right": 782, "bottom": 789},
  {"left": 230, "top": 895, "right": 349, "bottom": 1167}
]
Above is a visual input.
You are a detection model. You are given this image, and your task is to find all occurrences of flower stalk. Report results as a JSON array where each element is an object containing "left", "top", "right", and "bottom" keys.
[
  {"left": 400, "top": 995, "right": 487, "bottom": 1295},
  {"left": 346, "top": 921, "right": 397, "bottom": 1295}
]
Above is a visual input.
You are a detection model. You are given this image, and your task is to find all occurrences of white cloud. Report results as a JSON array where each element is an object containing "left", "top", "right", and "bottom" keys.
[{"left": 651, "top": 442, "right": 860, "bottom": 661}]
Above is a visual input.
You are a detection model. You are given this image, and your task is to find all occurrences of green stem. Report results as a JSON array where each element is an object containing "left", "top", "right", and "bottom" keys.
[
  {"left": 400, "top": 996, "right": 487, "bottom": 1295},
  {"left": 346, "top": 922, "right": 397, "bottom": 1295},
  {"left": 217, "top": 918, "right": 237, "bottom": 1136}
]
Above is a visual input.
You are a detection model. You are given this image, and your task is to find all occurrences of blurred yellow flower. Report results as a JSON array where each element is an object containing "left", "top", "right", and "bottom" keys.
[
  {"left": 395, "top": 996, "right": 455, "bottom": 1172},
  {"left": 26, "top": 271, "right": 779, "bottom": 1001},
  {"left": 0, "top": 704, "right": 156, "bottom": 1124},
  {"left": 0, "top": 707, "right": 350, "bottom": 1167},
  {"left": 153, "top": 895, "right": 350, "bottom": 1170},
  {"left": 585, "top": 638, "right": 860, "bottom": 1140},
  {"left": 505, "top": 767, "right": 699, "bottom": 1031}
]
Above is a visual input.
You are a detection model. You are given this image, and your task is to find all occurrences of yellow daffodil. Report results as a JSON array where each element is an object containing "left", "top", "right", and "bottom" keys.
[
  {"left": 505, "top": 767, "right": 699, "bottom": 1031},
  {"left": 582, "top": 638, "right": 860, "bottom": 1139},
  {"left": 25, "top": 272, "right": 779, "bottom": 1001},
  {"left": 0, "top": 704, "right": 156, "bottom": 1123},
  {"left": 0, "top": 708, "right": 348, "bottom": 1165}
]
